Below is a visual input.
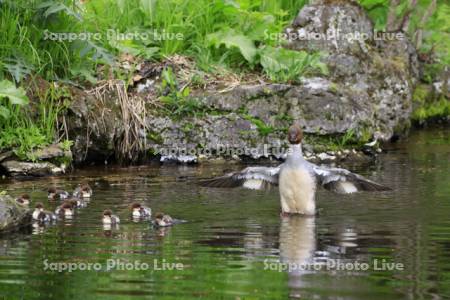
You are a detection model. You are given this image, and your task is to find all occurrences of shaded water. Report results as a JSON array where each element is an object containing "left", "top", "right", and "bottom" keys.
[{"left": 0, "top": 127, "right": 449, "bottom": 299}]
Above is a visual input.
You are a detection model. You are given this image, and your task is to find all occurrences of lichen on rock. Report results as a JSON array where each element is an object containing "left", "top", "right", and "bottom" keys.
[{"left": 0, "top": 195, "right": 31, "bottom": 233}]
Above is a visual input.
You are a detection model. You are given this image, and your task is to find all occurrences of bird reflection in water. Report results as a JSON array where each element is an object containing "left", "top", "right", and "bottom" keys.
[{"left": 279, "top": 216, "right": 316, "bottom": 299}]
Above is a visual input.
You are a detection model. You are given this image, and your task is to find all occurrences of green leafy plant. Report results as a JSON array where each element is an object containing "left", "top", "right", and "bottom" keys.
[
  {"left": 60, "top": 139, "right": 74, "bottom": 151},
  {"left": 413, "top": 96, "right": 450, "bottom": 123},
  {"left": 0, "top": 80, "right": 29, "bottom": 119},
  {"left": 243, "top": 114, "right": 275, "bottom": 136},
  {"left": 207, "top": 27, "right": 258, "bottom": 64},
  {"left": 337, "top": 129, "right": 357, "bottom": 148},
  {"left": 259, "top": 46, "right": 328, "bottom": 83},
  {"left": 159, "top": 68, "right": 205, "bottom": 118},
  {"left": 0, "top": 79, "right": 69, "bottom": 160}
]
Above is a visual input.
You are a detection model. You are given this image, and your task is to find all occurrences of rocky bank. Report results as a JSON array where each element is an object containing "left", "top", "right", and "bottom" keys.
[
  {"left": 0, "top": 0, "right": 425, "bottom": 176},
  {"left": 64, "top": 0, "right": 418, "bottom": 165}
]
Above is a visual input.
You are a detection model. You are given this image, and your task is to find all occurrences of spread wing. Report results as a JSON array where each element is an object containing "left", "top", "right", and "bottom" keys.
[
  {"left": 311, "top": 164, "right": 392, "bottom": 194},
  {"left": 199, "top": 166, "right": 280, "bottom": 190}
]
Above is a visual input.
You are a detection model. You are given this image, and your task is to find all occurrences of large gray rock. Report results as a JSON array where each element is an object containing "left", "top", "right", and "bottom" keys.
[
  {"left": 0, "top": 144, "right": 71, "bottom": 178},
  {"left": 1, "top": 161, "right": 64, "bottom": 177},
  {"left": 0, "top": 195, "right": 31, "bottom": 233},
  {"left": 30, "top": 144, "right": 72, "bottom": 161},
  {"left": 282, "top": 0, "right": 418, "bottom": 140},
  {"left": 286, "top": 0, "right": 373, "bottom": 55}
]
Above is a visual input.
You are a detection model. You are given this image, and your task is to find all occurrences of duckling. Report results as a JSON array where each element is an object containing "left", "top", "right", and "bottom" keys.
[
  {"left": 48, "top": 187, "right": 70, "bottom": 200},
  {"left": 15, "top": 194, "right": 31, "bottom": 206},
  {"left": 32, "top": 202, "right": 57, "bottom": 222},
  {"left": 102, "top": 210, "right": 120, "bottom": 225},
  {"left": 73, "top": 183, "right": 93, "bottom": 198},
  {"left": 55, "top": 201, "right": 75, "bottom": 218},
  {"left": 66, "top": 196, "right": 86, "bottom": 208},
  {"left": 130, "top": 202, "right": 152, "bottom": 219},
  {"left": 153, "top": 212, "right": 174, "bottom": 227}
]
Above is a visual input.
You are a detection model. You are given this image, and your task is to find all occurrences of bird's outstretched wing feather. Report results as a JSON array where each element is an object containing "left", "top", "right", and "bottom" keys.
[
  {"left": 199, "top": 166, "right": 280, "bottom": 190},
  {"left": 311, "top": 164, "right": 392, "bottom": 194}
]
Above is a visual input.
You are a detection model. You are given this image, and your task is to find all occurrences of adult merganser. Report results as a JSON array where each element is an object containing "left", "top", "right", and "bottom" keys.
[
  {"left": 73, "top": 183, "right": 93, "bottom": 198},
  {"left": 32, "top": 203, "right": 57, "bottom": 222},
  {"left": 200, "top": 124, "right": 391, "bottom": 216},
  {"left": 153, "top": 213, "right": 174, "bottom": 227},
  {"left": 48, "top": 187, "right": 70, "bottom": 200},
  {"left": 130, "top": 203, "right": 152, "bottom": 219},
  {"left": 15, "top": 194, "right": 31, "bottom": 206},
  {"left": 102, "top": 210, "right": 120, "bottom": 225},
  {"left": 55, "top": 201, "right": 75, "bottom": 218}
]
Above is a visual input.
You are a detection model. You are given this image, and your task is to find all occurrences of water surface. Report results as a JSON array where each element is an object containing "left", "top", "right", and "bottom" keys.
[{"left": 0, "top": 127, "right": 449, "bottom": 299}]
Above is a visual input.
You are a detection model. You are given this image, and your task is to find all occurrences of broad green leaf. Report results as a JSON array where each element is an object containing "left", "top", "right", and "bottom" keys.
[
  {"left": 258, "top": 47, "right": 327, "bottom": 82},
  {"left": 3, "top": 62, "right": 32, "bottom": 83},
  {"left": 0, "top": 106, "right": 10, "bottom": 119},
  {"left": 37, "top": 1, "right": 82, "bottom": 20},
  {"left": 142, "top": 47, "right": 160, "bottom": 59},
  {"left": 207, "top": 28, "right": 257, "bottom": 63},
  {"left": 70, "top": 67, "right": 97, "bottom": 84},
  {"left": 0, "top": 80, "right": 29, "bottom": 106}
]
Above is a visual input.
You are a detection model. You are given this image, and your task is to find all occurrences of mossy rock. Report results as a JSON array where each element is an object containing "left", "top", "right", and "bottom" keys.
[{"left": 0, "top": 195, "right": 31, "bottom": 233}]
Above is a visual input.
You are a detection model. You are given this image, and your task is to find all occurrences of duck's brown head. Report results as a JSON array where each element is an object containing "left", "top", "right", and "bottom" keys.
[
  {"left": 65, "top": 199, "right": 77, "bottom": 208},
  {"left": 61, "top": 202, "right": 73, "bottom": 210},
  {"left": 103, "top": 209, "right": 112, "bottom": 217},
  {"left": 17, "top": 194, "right": 30, "bottom": 205},
  {"left": 155, "top": 212, "right": 164, "bottom": 220},
  {"left": 35, "top": 202, "right": 44, "bottom": 209},
  {"left": 288, "top": 124, "right": 303, "bottom": 144},
  {"left": 131, "top": 203, "right": 141, "bottom": 210}
]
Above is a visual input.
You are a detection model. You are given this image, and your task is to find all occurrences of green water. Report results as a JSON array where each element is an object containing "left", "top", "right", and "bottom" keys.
[{"left": 0, "top": 127, "right": 449, "bottom": 299}]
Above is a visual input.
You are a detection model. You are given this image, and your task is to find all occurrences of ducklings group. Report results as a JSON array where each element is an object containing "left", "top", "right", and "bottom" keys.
[{"left": 14, "top": 183, "right": 178, "bottom": 230}]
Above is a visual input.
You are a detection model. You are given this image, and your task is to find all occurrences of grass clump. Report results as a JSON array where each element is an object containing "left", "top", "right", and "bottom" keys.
[
  {"left": 242, "top": 114, "right": 275, "bottom": 136},
  {"left": 0, "top": 79, "right": 71, "bottom": 161},
  {"left": 306, "top": 128, "right": 371, "bottom": 153},
  {"left": 413, "top": 97, "right": 450, "bottom": 124},
  {"left": 411, "top": 84, "right": 450, "bottom": 124},
  {"left": 159, "top": 68, "right": 207, "bottom": 118},
  {"left": 0, "top": 0, "right": 107, "bottom": 83},
  {"left": 82, "top": 0, "right": 313, "bottom": 78}
]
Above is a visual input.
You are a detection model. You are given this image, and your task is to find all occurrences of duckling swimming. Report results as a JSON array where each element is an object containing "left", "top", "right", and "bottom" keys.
[
  {"left": 32, "top": 203, "right": 57, "bottom": 222},
  {"left": 55, "top": 201, "right": 75, "bottom": 218},
  {"left": 48, "top": 187, "right": 70, "bottom": 200},
  {"left": 153, "top": 213, "right": 175, "bottom": 227},
  {"left": 73, "top": 183, "right": 93, "bottom": 198},
  {"left": 102, "top": 209, "right": 120, "bottom": 225},
  {"left": 15, "top": 194, "right": 30, "bottom": 206},
  {"left": 130, "top": 202, "right": 152, "bottom": 219},
  {"left": 66, "top": 196, "right": 87, "bottom": 208}
]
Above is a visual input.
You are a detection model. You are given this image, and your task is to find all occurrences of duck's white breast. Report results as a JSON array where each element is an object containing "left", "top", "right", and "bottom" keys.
[{"left": 279, "top": 167, "right": 316, "bottom": 214}]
